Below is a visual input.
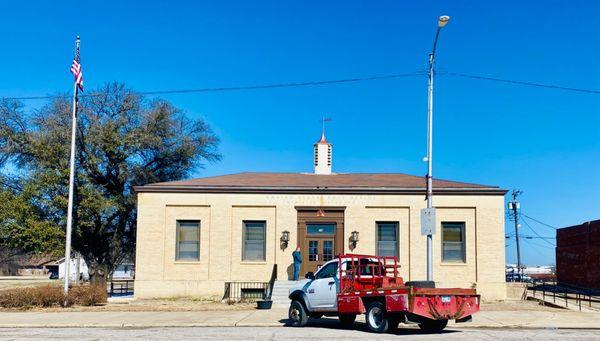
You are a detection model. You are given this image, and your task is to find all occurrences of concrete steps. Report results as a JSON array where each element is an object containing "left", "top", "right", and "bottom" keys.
[{"left": 271, "top": 280, "right": 297, "bottom": 307}]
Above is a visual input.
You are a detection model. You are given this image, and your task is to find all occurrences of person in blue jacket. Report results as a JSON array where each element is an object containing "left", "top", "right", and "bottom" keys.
[{"left": 292, "top": 247, "right": 302, "bottom": 280}]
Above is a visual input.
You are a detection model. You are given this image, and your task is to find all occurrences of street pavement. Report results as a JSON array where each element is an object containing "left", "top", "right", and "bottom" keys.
[
  {"left": 1, "top": 307, "right": 599, "bottom": 329},
  {"left": 1, "top": 326, "right": 599, "bottom": 340}
]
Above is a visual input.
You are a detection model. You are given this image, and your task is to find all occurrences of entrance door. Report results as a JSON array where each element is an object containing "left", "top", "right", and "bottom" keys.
[
  {"left": 305, "top": 237, "right": 335, "bottom": 273},
  {"left": 296, "top": 208, "right": 345, "bottom": 278},
  {"left": 303, "top": 223, "right": 336, "bottom": 274}
]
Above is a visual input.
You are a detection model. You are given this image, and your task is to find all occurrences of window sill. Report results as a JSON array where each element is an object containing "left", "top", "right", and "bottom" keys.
[
  {"left": 440, "top": 262, "right": 468, "bottom": 266},
  {"left": 240, "top": 261, "right": 268, "bottom": 265},
  {"left": 173, "top": 260, "right": 201, "bottom": 264}
]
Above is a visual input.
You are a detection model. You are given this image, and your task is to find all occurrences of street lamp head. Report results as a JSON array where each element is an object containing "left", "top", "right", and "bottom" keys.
[{"left": 438, "top": 15, "right": 450, "bottom": 28}]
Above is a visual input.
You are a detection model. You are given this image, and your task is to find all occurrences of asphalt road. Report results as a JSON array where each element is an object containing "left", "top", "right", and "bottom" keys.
[{"left": 1, "top": 326, "right": 599, "bottom": 340}]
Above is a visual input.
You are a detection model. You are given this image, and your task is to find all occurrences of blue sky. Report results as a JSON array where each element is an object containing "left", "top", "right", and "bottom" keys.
[{"left": 1, "top": 1, "right": 599, "bottom": 266}]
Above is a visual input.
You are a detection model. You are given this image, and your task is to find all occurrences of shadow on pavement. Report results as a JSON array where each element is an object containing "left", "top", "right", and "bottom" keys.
[{"left": 278, "top": 317, "right": 460, "bottom": 336}]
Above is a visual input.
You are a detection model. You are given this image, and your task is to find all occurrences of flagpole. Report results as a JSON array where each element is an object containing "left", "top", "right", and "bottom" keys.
[{"left": 64, "top": 36, "right": 80, "bottom": 295}]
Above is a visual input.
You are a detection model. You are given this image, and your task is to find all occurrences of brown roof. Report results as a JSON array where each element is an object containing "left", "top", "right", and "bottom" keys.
[{"left": 135, "top": 172, "right": 505, "bottom": 195}]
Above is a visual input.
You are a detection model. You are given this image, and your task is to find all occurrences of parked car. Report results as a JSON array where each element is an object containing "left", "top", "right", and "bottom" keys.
[
  {"left": 505, "top": 273, "right": 533, "bottom": 283},
  {"left": 288, "top": 254, "right": 479, "bottom": 333}
]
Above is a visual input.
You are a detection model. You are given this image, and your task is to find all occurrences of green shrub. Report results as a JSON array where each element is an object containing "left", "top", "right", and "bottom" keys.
[{"left": 0, "top": 284, "right": 107, "bottom": 309}]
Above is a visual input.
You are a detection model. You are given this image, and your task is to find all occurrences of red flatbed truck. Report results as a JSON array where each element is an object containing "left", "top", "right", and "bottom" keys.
[{"left": 288, "top": 254, "right": 479, "bottom": 333}]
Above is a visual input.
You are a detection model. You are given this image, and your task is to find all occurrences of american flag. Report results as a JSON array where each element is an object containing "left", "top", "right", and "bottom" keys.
[{"left": 70, "top": 40, "right": 84, "bottom": 91}]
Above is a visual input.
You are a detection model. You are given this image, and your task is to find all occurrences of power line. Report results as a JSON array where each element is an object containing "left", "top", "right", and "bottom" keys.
[
  {"left": 520, "top": 213, "right": 558, "bottom": 230},
  {"left": 520, "top": 216, "right": 556, "bottom": 247},
  {"left": 3, "top": 69, "right": 600, "bottom": 101},
  {"left": 440, "top": 72, "right": 600, "bottom": 95},
  {"left": 521, "top": 235, "right": 555, "bottom": 240},
  {"left": 521, "top": 237, "right": 555, "bottom": 250},
  {"left": 1, "top": 72, "right": 426, "bottom": 101}
]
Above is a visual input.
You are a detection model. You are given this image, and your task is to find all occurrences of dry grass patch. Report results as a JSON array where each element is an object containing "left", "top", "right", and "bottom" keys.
[{"left": 0, "top": 284, "right": 107, "bottom": 310}]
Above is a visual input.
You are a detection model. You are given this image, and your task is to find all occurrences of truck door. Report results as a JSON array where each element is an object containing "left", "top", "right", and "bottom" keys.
[{"left": 307, "top": 261, "right": 338, "bottom": 309}]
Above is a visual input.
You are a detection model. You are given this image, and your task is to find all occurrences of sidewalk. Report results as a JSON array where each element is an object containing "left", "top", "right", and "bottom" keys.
[{"left": 0, "top": 308, "right": 599, "bottom": 329}]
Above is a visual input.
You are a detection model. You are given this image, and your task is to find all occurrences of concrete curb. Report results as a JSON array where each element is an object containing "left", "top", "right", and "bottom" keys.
[{"left": 1, "top": 324, "right": 600, "bottom": 330}]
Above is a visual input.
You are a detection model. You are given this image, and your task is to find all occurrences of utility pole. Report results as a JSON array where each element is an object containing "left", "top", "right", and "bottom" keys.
[
  {"left": 422, "top": 15, "right": 450, "bottom": 282},
  {"left": 508, "top": 189, "right": 522, "bottom": 279}
]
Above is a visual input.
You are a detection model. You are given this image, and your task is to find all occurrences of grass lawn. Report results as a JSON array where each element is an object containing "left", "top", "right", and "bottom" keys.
[{"left": 0, "top": 276, "right": 59, "bottom": 290}]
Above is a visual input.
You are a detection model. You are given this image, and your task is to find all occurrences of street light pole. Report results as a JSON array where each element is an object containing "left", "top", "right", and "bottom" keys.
[{"left": 425, "top": 15, "right": 450, "bottom": 282}]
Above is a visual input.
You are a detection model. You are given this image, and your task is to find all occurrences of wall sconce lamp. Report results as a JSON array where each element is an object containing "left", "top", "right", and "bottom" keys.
[
  {"left": 350, "top": 231, "right": 359, "bottom": 248},
  {"left": 280, "top": 230, "right": 290, "bottom": 249}
]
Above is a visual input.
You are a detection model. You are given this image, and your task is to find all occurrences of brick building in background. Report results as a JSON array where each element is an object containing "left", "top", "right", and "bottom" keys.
[{"left": 556, "top": 219, "right": 600, "bottom": 289}]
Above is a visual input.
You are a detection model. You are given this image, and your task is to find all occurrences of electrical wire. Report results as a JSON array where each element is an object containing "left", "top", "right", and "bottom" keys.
[
  {"left": 521, "top": 236, "right": 555, "bottom": 250},
  {"left": 3, "top": 69, "right": 600, "bottom": 101},
  {"left": 1, "top": 72, "right": 426, "bottom": 101},
  {"left": 520, "top": 213, "right": 558, "bottom": 230},
  {"left": 520, "top": 215, "right": 556, "bottom": 247},
  {"left": 440, "top": 72, "right": 600, "bottom": 95}
]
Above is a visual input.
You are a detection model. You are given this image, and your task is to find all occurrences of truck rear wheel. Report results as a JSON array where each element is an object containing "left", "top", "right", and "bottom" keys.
[
  {"left": 418, "top": 318, "right": 448, "bottom": 333},
  {"left": 366, "top": 301, "right": 389, "bottom": 333},
  {"left": 288, "top": 300, "right": 308, "bottom": 327},
  {"left": 338, "top": 314, "right": 356, "bottom": 328}
]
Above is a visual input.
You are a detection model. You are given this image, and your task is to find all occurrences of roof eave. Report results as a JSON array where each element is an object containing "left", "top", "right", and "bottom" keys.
[{"left": 133, "top": 185, "right": 508, "bottom": 195}]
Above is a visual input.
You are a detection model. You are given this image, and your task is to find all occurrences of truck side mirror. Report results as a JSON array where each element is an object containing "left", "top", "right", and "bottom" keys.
[{"left": 305, "top": 272, "right": 315, "bottom": 280}]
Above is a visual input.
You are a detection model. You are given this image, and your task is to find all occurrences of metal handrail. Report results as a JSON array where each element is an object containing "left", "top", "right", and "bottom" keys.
[
  {"left": 527, "top": 281, "right": 600, "bottom": 311},
  {"left": 264, "top": 264, "right": 278, "bottom": 300}
]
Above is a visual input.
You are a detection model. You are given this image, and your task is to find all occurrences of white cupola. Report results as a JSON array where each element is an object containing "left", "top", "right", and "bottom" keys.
[{"left": 313, "top": 131, "right": 332, "bottom": 175}]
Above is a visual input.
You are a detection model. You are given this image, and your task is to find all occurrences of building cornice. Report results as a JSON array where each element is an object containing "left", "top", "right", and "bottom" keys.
[{"left": 133, "top": 185, "right": 508, "bottom": 196}]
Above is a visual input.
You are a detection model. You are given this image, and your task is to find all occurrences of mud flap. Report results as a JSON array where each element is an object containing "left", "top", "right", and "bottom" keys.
[{"left": 456, "top": 315, "right": 472, "bottom": 323}]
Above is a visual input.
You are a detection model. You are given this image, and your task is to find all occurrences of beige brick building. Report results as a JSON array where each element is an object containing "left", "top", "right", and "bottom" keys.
[{"left": 134, "top": 134, "right": 507, "bottom": 301}]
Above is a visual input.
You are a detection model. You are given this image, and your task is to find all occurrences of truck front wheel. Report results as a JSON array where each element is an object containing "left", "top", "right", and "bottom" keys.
[
  {"left": 366, "top": 301, "right": 389, "bottom": 333},
  {"left": 288, "top": 300, "right": 308, "bottom": 327},
  {"left": 418, "top": 318, "right": 448, "bottom": 333},
  {"left": 338, "top": 313, "right": 356, "bottom": 328}
]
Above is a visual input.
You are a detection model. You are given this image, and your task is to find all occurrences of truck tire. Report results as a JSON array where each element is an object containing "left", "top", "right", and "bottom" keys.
[
  {"left": 366, "top": 301, "right": 389, "bottom": 333},
  {"left": 405, "top": 281, "right": 435, "bottom": 288},
  {"left": 338, "top": 314, "right": 356, "bottom": 328},
  {"left": 418, "top": 318, "right": 448, "bottom": 333},
  {"left": 288, "top": 300, "right": 309, "bottom": 327}
]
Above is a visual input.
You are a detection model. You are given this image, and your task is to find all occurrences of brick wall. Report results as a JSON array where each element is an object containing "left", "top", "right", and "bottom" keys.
[{"left": 556, "top": 220, "right": 600, "bottom": 289}]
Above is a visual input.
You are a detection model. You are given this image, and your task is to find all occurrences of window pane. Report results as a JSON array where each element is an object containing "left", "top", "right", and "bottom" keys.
[
  {"left": 442, "top": 222, "right": 465, "bottom": 262},
  {"left": 177, "top": 221, "right": 200, "bottom": 260},
  {"left": 308, "top": 240, "right": 318, "bottom": 261},
  {"left": 377, "top": 241, "right": 397, "bottom": 257},
  {"left": 442, "top": 242, "right": 464, "bottom": 261},
  {"left": 443, "top": 227, "right": 462, "bottom": 242},
  {"left": 178, "top": 241, "right": 199, "bottom": 252},
  {"left": 323, "top": 240, "right": 333, "bottom": 261},
  {"left": 243, "top": 221, "right": 265, "bottom": 261},
  {"left": 307, "top": 224, "right": 335, "bottom": 235},
  {"left": 179, "top": 226, "right": 199, "bottom": 241},
  {"left": 377, "top": 222, "right": 398, "bottom": 257},
  {"left": 244, "top": 241, "right": 264, "bottom": 261},
  {"left": 316, "top": 262, "right": 337, "bottom": 279},
  {"left": 245, "top": 222, "right": 265, "bottom": 240},
  {"left": 377, "top": 223, "right": 397, "bottom": 241}
]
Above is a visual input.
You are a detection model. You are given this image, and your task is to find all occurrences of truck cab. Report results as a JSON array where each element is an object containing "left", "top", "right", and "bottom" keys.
[{"left": 288, "top": 258, "right": 341, "bottom": 312}]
